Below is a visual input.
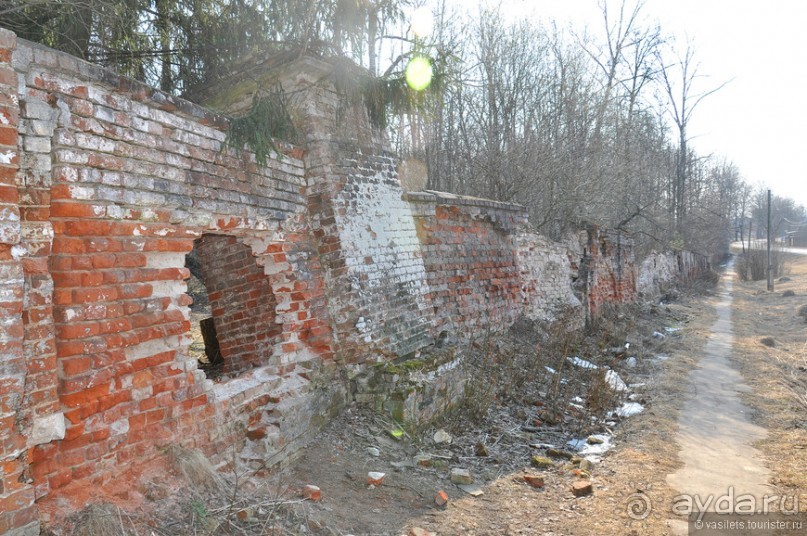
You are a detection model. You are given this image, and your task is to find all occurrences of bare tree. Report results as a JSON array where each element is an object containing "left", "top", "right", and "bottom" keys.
[{"left": 657, "top": 40, "right": 729, "bottom": 230}]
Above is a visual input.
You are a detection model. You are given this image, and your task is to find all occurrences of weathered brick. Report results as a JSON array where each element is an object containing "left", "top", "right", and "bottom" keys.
[{"left": 1, "top": 35, "right": 678, "bottom": 534}]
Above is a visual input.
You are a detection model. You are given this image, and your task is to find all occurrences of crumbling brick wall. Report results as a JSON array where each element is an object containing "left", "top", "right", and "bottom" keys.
[
  {"left": 0, "top": 28, "right": 42, "bottom": 536},
  {"left": 677, "top": 250, "right": 710, "bottom": 281},
  {"left": 579, "top": 226, "right": 638, "bottom": 323},
  {"left": 407, "top": 191, "right": 526, "bottom": 340},
  {"left": 271, "top": 59, "right": 435, "bottom": 363},
  {"left": 638, "top": 251, "right": 680, "bottom": 298},
  {"left": 517, "top": 231, "right": 584, "bottom": 325},
  {"left": 195, "top": 234, "right": 282, "bottom": 376},
  {"left": 2, "top": 34, "right": 338, "bottom": 527},
  {"left": 638, "top": 250, "right": 711, "bottom": 298},
  {"left": 0, "top": 30, "right": 683, "bottom": 532}
]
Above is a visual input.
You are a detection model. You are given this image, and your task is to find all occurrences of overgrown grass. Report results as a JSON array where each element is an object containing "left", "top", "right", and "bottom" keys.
[
  {"left": 728, "top": 253, "right": 807, "bottom": 497},
  {"left": 70, "top": 503, "right": 123, "bottom": 536},
  {"left": 736, "top": 248, "right": 787, "bottom": 281},
  {"left": 461, "top": 304, "right": 628, "bottom": 427}
]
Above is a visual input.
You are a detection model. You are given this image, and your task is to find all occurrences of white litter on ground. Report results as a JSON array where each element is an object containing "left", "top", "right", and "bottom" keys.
[
  {"left": 605, "top": 370, "right": 628, "bottom": 392},
  {"left": 615, "top": 402, "right": 644, "bottom": 417},
  {"left": 566, "top": 438, "right": 587, "bottom": 450},
  {"left": 580, "top": 435, "right": 612, "bottom": 456},
  {"left": 567, "top": 435, "right": 613, "bottom": 456},
  {"left": 567, "top": 356, "right": 598, "bottom": 369}
]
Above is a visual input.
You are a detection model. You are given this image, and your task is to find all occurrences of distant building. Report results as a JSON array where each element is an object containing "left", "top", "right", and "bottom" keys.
[{"left": 787, "top": 229, "right": 807, "bottom": 247}]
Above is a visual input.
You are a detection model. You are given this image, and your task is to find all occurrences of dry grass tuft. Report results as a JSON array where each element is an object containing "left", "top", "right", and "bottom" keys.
[
  {"left": 165, "top": 445, "right": 228, "bottom": 493},
  {"left": 70, "top": 503, "right": 123, "bottom": 536},
  {"left": 729, "top": 253, "right": 807, "bottom": 497},
  {"left": 585, "top": 369, "right": 619, "bottom": 416},
  {"left": 736, "top": 249, "right": 787, "bottom": 281}
]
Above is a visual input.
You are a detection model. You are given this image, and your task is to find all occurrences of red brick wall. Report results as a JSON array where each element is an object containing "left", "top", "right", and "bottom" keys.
[
  {"left": 196, "top": 234, "right": 282, "bottom": 376},
  {"left": 1, "top": 35, "right": 653, "bottom": 532},
  {"left": 407, "top": 192, "right": 528, "bottom": 339},
  {"left": 580, "top": 226, "right": 638, "bottom": 323},
  {"left": 7, "top": 37, "right": 337, "bottom": 522},
  {"left": 287, "top": 63, "right": 433, "bottom": 363},
  {"left": 0, "top": 27, "right": 42, "bottom": 536},
  {"left": 516, "top": 232, "right": 584, "bottom": 325}
]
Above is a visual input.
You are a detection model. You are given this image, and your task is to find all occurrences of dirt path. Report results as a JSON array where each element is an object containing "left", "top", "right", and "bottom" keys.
[{"left": 666, "top": 264, "right": 773, "bottom": 534}]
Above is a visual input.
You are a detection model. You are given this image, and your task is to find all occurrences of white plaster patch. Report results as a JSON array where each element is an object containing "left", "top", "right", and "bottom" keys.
[
  {"left": 28, "top": 413, "right": 66, "bottom": 446},
  {"left": 67, "top": 185, "right": 94, "bottom": 200},
  {"left": 517, "top": 232, "right": 582, "bottom": 323},
  {"left": 132, "top": 387, "right": 153, "bottom": 401},
  {"left": 127, "top": 238, "right": 146, "bottom": 251},
  {"left": 140, "top": 207, "right": 160, "bottom": 222},
  {"left": 55, "top": 98, "right": 71, "bottom": 127},
  {"left": 146, "top": 252, "right": 186, "bottom": 270},
  {"left": 212, "top": 374, "right": 263, "bottom": 401},
  {"left": 110, "top": 418, "right": 130, "bottom": 436},
  {"left": 124, "top": 335, "right": 181, "bottom": 361},
  {"left": 638, "top": 251, "right": 679, "bottom": 297},
  {"left": 336, "top": 168, "right": 432, "bottom": 346},
  {"left": 60, "top": 167, "right": 79, "bottom": 183},
  {"left": 150, "top": 280, "right": 184, "bottom": 298},
  {"left": 0, "top": 151, "right": 16, "bottom": 164},
  {"left": 10, "top": 245, "right": 26, "bottom": 259},
  {"left": 410, "top": 354, "right": 464, "bottom": 383}
]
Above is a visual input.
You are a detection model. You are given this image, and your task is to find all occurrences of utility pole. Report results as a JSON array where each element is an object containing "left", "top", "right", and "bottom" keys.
[{"left": 767, "top": 189, "right": 773, "bottom": 292}]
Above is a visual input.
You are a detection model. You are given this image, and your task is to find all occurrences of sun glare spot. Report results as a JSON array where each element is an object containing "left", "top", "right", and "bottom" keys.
[{"left": 411, "top": 7, "right": 434, "bottom": 38}]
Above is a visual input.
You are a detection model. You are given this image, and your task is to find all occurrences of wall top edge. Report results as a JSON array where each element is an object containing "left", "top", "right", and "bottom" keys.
[
  {"left": 13, "top": 36, "right": 305, "bottom": 159},
  {"left": 404, "top": 190, "right": 527, "bottom": 213}
]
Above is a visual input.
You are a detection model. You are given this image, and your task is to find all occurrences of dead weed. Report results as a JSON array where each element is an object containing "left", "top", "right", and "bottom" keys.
[{"left": 728, "top": 253, "right": 807, "bottom": 498}]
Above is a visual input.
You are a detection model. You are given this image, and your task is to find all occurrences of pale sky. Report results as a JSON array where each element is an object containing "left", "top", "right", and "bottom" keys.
[{"left": 440, "top": 0, "right": 807, "bottom": 208}]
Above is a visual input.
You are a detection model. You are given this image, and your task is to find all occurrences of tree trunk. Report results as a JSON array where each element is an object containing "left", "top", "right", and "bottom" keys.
[
  {"left": 156, "top": 0, "right": 173, "bottom": 92},
  {"left": 200, "top": 317, "right": 223, "bottom": 368},
  {"left": 368, "top": 8, "right": 378, "bottom": 75}
]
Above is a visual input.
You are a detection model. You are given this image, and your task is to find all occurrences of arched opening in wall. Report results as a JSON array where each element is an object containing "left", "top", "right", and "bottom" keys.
[
  {"left": 184, "top": 234, "right": 282, "bottom": 380},
  {"left": 185, "top": 241, "right": 223, "bottom": 376}
]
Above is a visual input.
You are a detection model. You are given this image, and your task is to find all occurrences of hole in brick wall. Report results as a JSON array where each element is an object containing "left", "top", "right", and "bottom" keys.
[
  {"left": 185, "top": 234, "right": 282, "bottom": 380},
  {"left": 185, "top": 241, "right": 223, "bottom": 377}
]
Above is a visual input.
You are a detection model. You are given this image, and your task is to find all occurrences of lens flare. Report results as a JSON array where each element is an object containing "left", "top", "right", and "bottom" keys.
[{"left": 405, "top": 56, "right": 433, "bottom": 91}]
